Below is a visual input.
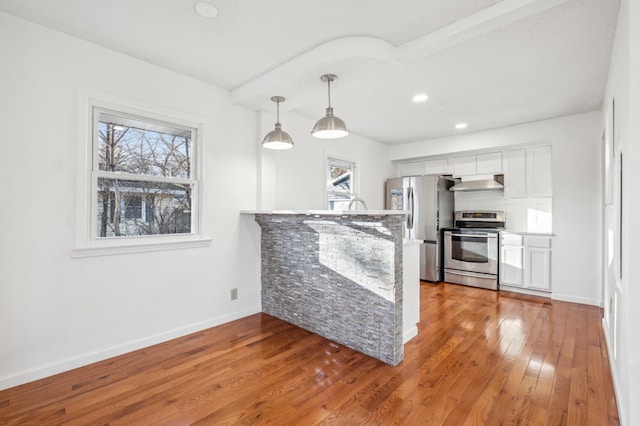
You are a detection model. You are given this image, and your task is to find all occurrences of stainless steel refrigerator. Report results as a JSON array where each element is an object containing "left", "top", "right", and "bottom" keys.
[{"left": 385, "top": 175, "right": 454, "bottom": 282}]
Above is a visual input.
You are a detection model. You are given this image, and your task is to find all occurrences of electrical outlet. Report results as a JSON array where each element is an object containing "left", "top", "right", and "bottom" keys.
[{"left": 230, "top": 288, "right": 238, "bottom": 301}]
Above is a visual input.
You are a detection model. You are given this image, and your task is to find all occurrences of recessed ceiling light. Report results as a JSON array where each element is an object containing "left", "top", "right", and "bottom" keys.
[
  {"left": 412, "top": 93, "right": 428, "bottom": 103},
  {"left": 455, "top": 123, "right": 468, "bottom": 129},
  {"left": 195, "top": 1, "right": 218, "bottom": 18}
]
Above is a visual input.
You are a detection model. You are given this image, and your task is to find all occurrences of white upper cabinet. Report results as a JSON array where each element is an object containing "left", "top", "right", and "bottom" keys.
[
  {"left": 396, "top": 147, "right": 549, "bottom": 195},
  {"left": 452, "top": 155, "right": 476, "bottom": 176},
  {"left": 526, "top": 146, "right": 552, "bottom": 197},
  {"left": 476, "top": 152, "right": 503, "bottom": 174},
  {"left": 503, "top": 149, "right": 527, "bottom": 198},
  {"left": 397, "top": 161, "right": 424, "bottom": 177},
  {"left": 398, "top": 158, "right": 451, "bottom": 176},
  {"left": 452, "top": 152, "right": 502, "bottom": 177},
  {"left": 423, "top": 158, "right": 450, "bottom": 175},
  {"left": 503, "top": 145, "right": 552, "bottom": 198}
]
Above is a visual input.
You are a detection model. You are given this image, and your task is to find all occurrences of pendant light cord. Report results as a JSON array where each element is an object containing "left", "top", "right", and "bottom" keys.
[{"left": 327, "top": 78, "right": 332, "bottom": 108}]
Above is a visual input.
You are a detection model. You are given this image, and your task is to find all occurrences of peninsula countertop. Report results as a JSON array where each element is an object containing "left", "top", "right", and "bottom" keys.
[
  {"left": 240, "top": 209, "right": 409, "bottom": 216},
  {"left": 249, "top": 210, "right": 409, "bottom": 365}
]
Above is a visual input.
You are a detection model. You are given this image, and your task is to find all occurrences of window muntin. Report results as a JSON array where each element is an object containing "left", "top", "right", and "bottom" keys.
[
  {"left": 327, "top": 157, "right": 357, "bottom": 210},
  {"left": 93, "top": 108, "right": 197, "bottom": 239}
]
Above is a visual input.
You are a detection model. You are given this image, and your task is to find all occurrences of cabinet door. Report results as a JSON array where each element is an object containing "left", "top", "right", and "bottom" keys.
[
  {"left": 424, "top": 158, "right": 450, "bottom": 175},
  {"left": 476, "top": 152, "right": 502, "bottom": 174},
  {"left": 398, "top": 161, "right": 424, "bottom": 176},
  {"left": 500, "top": 245, "right": 524, "bottom": 286},
  {"left": 527, "top": 146, "right": 552, "bottom": 197},
  {"left": 503, "top": 149, "right": 527, "bottom": 198},
  {"left": 452, "top": 155, "right": 476, "bottom": 177},
  {"left": 525, "top": 247, "right": 551, "bottom": 290}
]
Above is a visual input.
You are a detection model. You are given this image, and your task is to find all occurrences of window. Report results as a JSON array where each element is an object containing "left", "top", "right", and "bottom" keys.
[
  {"left": 123, "top": 195, "right": 143, "bottom": 220},
  {"left": 73, "top": 90, "right": 209, "bottom": 257},
  {"left": 93, "top": 108, "right": 197, "bottom": 239},
  {"left": 326, "top": 156, "right": 357, "bottom": 210}
]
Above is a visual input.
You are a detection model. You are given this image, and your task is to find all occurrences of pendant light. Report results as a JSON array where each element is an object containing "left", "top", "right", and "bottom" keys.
[
  {"left": 262, "top": 96, "right": 294, "bottom": 150},
  {"left": 311, "top": 74, "right": 349, "bottom": 139}
]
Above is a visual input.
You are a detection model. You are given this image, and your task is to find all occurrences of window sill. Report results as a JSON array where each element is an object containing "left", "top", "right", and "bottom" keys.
[{"left": 71, "top": 236, "right": 212, "bottom": 258}]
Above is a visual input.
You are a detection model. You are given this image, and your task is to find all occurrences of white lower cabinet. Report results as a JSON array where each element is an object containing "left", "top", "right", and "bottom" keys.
[
  {"left": 524, "top": 237, "right": 551, "bottom": 291},
  {"left": 500, "top": 244, "right": 524, "bottom": 287},
  {"left": 500, "top": 233, "right": 551, "bottom": 293}
]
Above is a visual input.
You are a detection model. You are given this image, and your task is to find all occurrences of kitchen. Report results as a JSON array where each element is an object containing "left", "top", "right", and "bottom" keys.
[
  {"left": 263, "top": 109, "right": 598, "bottom": 305},
  {"left": 385, "top": 146, "right": 552, "bottom": 294},
  {"left": 0, "top": 0, "right": 638, "bottom": 424},
  {"left": 244, "top": 120, "right": 559, "bottom": 368}
]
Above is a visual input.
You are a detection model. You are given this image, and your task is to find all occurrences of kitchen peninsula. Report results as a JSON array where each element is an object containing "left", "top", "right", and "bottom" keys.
[{"left": 241, "top": 210, "right": 417, "bottom": 366}]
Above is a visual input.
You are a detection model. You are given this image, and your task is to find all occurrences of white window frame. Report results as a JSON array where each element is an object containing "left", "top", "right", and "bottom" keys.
[
  {"left": 325, "top": 153, "right": 359, "bottom": 210},
  {"left": 72, "top": 88, "right": 210, "bottom": 257}
]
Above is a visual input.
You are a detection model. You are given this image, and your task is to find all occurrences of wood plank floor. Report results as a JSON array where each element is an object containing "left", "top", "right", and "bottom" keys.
[{"left": 0, "top": 283, "right": 619, "bottom": 425}]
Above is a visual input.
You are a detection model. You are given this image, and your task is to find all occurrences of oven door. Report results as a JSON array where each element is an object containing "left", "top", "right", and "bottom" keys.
[{"left": 444, "top": 230, "right": 498, "bottom": 275}]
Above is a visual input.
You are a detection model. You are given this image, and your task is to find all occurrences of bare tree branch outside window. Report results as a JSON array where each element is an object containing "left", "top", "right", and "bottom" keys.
[
  {"left": 327, "top": 157, "right": 356, "bottom": 210},
  {"left": 94, "top": 110, "right": 195, "bottom": 238}
]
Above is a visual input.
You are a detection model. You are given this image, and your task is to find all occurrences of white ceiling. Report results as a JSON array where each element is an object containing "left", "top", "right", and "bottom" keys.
[{"left": 0, "top": 0, "right": 620, "bottom": 145}]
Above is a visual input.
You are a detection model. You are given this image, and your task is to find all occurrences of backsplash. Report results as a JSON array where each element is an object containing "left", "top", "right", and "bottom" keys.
[{"left": 454, "top": 191, "right": 552, "bottom": 233}]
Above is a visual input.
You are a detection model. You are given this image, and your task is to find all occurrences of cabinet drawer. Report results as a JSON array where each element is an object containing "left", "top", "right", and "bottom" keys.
[
  {"left": 501, "top": 234, "right": 524, "bottom": 246},
  {"left": 526, "top": 236, "right": 552, "bottom": 248}
]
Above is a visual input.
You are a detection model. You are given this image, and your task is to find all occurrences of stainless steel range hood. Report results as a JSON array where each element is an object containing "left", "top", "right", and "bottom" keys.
[{"left": 450, "top": 175, "right": 504, "bottom": 192}]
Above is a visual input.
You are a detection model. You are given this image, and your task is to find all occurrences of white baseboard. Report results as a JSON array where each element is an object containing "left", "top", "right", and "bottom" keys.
[
  {"left": 499, "top": 286, "right": 603, "bottom": 307},
  {"left": 403, "top": 325, "right": 418, "bottom": 344},
  {"left": 550, "top": 292, "right": 602, "bottom": 307},
  {"left": 0, "top": 305, "right": 261, "bottom": 391},
  {"left": 602, "top": 318, "right": 626, "bottom": 426},
  {"left": 500, "top": 285, "right": 551, "bottom": 298}
]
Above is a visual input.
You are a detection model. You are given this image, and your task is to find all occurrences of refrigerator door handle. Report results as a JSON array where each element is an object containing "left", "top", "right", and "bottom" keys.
[{"left": 407, "top": 187, "right": 414, "bottom": 230}]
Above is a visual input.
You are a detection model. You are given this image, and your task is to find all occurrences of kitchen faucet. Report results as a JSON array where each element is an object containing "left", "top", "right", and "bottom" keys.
[{"left": 348, "top": 197, "right": 368, "bottom": 210}]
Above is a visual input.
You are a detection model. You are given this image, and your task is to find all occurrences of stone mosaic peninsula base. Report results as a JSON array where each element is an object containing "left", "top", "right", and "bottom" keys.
[{"left": 255, "top": 213, "right": 404, "bottom": 365}]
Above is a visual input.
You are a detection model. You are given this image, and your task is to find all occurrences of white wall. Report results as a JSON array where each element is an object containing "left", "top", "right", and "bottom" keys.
[
  {"left": 389, "top": 112, "right": 603, "bottom": 306},
  {"left": 0, "top": 7, "right": 627, "bottom": 407},
  {"left": 454, "top": 191, "right": 552, "bottom": 234},
  {"left": 601, "top": 0, "right": 640, "bottom": 424},
  {"left": 0, "top": 13, "right": 261, "bottom": 389},
  {"left": 258, "top": 111, "right": 394, "bottom": 210}
]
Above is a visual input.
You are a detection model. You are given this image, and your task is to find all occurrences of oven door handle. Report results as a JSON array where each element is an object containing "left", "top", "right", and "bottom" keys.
[{"left": 449, "top": 233, "right": 497, "bottom": 238}]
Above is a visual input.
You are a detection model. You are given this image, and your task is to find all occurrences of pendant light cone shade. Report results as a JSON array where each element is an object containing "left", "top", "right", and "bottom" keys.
[
  {"left": 312, "top": 74, "right": 349, "bottom": 139},
  {"left": 262, "top": 96, "right": 294, "bottom": 150}
]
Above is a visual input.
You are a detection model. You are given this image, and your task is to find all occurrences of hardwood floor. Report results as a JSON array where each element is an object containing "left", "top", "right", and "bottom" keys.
[{"left": 0, "top": 283, "right": 619, "bottom": 425}]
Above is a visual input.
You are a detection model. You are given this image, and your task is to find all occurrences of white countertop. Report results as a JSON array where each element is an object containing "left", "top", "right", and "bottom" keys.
[
  {"left": 241, "top": 210, "right": 409, "bottom": 216},
  {"left": 502, "top": 230, "right": 554, "bottom": 237}
]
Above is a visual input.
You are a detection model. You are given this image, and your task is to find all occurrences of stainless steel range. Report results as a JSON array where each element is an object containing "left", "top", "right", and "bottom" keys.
[{"left": 443, "top": 211, "right": 505, "bottom": 290}]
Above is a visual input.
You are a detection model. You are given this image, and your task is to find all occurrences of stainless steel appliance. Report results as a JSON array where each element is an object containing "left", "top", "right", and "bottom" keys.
[
  {"left": 449, "top": 175, "right": 504, "bottom": 191},
  {"left": 443, "top": 211, "right": 505, "bottom": 290},
  {"left": 385, "top": 175, "right": 454, "bottom": 282}
]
